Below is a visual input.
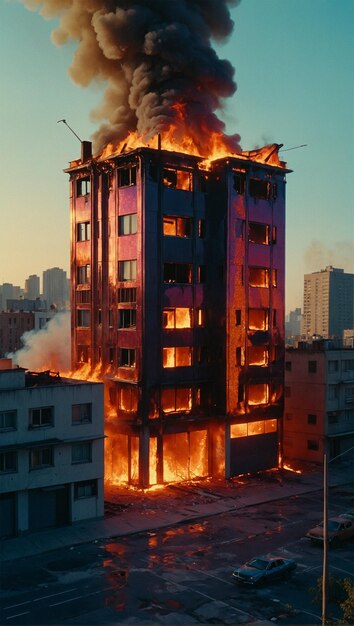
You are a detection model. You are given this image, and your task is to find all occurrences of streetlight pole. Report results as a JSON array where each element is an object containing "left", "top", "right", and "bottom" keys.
[{"left": 322, "top": 444, "right": 354, "bottom": 626}]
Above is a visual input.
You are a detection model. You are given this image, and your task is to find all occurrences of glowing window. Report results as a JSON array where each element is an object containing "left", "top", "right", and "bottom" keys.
[
  {"left": 265, "top": 419, "right": 277, "bottom": 433},
  {"left": 163, "top": 263, "right": 192, "bottom": 284},
  {"left": 248, "top": 384, "right": 269, "bottom": 406},
  {"left": 163, "top": 308, "right": 192, "bottom": 329},
  {"left": 162, "top": 168, "right": 192, "bottom": 191},
  {"left": 249, "top": 267, "right": 270, "bottom": 288},
  {"left": 118, "top": 386, "right": 138, "bottom": 412},
  {"left": 248, "top": 420, "right": 265, "bottom": 436},
  {"left": 196, "top": 308, "right": 207, "bottom": 326},
  {"left": 161, "top": 387, "right": 192, "bottom": 414},
  {"left": 248, "top": 309, "right": 269, "bottom": 331},
  {"left": 248, "top": 222, "right": 270, "bottom": 245},
  {"left": 163, "top": 216, "right": 192, "bottom": 237},
  {"left": 248, "top": 346, "right": 268, "bottom": 366},
  {"left": 163, "top": 347, "right": 192, "bottom": 368},
  {"left": 230, "top": 423, "right": 247, "bottom": 438}
]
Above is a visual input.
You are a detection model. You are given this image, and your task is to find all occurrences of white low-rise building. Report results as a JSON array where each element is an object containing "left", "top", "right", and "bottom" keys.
[{"left": 0, "top": 359, "right": 104, "bottom": 538}]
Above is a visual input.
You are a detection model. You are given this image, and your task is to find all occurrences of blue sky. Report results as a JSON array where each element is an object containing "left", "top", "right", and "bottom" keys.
[{"left": 1, "top": 0, "right": 353, "bottom": 311}]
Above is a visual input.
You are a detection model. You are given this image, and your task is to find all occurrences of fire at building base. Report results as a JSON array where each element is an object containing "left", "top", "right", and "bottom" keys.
[{"left": 67, "top": 141, "right": 290, "bottom": 488}]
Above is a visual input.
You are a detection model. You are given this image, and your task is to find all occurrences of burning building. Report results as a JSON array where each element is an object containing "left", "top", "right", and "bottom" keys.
[{"left": 67, "top": 140, "right": 290, "bottom": 487}]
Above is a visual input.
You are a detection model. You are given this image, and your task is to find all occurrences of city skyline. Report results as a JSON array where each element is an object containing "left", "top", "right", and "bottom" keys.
[{"left": 1, "top": 0, "right": 354, "bottom": 311}]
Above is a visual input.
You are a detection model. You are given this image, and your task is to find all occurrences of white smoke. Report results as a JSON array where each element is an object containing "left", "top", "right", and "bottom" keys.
[
  {"left": 304, "top": 240, "right": 354, "bottom": 274},
  {"left": 9, "top": 311, "right": 71, "bottom": 372}
]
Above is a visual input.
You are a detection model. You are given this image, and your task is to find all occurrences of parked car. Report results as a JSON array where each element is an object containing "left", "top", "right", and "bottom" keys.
[
  {"left": 232, "top": 555, "right": 296, "bottom": 586},
  {"left": 306, "top": 513, "right": 354, "bottom": 547}
]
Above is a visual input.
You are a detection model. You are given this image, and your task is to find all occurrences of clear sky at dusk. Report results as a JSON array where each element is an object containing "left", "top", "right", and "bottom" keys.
[{"left": 1, "top": 0, "right": 353, "bottom": 311}]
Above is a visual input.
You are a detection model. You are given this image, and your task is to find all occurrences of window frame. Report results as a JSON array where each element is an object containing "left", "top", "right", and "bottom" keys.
[
  {"left": 72, "top": 403, "right": 92, "bottom": 425},
  {"left": 118, "top": 213, "right": 137, "bottom": 236},
  {"left": 29, "top": 406, "right": 54, "bottom": 429},
  {"left": 71, "top": 442, "right": 92, "bottom": 464}
]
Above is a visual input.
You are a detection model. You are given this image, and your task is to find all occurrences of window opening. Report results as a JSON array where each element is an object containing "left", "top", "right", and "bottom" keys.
[{"left": 163, "top": 216, "right": 192, "bottom": 237}]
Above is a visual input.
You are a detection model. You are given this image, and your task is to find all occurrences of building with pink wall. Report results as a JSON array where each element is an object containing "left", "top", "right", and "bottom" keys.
[{"left": 66, "top": 142, "right": 289, "bottom": 487}]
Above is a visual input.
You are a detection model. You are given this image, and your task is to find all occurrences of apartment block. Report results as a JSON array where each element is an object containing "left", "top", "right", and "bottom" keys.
[
  {"left": 284, "top": 342, "right": 354, "bottom": 463},
  {"left": 66, "top": 142, "right": 289, "bottom": 487},
  {"left": 0, "top": 359, "right": 104, "bottom": 538}
]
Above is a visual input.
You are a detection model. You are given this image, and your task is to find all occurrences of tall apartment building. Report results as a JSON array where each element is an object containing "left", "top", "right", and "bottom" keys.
[
  {"left": 67, "top": 141, "right": 289, "bottom": 488},
  {"left": 284, "top": 342, "right": 354, "bottom": 463},
  {"left": 302, "top": 266, "right": 354, "bottom": 340},
  {"left": 0, "top": 358, "right": 104, "bottom": 538},
  {"left": 0, "top": 283, "right": 23, "bottom": 311},
  {"left": 24, "top": 274, "right": 40, "bottom": 300},
  {"left": 43, "top": 267, "right": 70, "bottom": 309},
  {"left": 0, "top": 311, "right": 34, "bottom": 357}
]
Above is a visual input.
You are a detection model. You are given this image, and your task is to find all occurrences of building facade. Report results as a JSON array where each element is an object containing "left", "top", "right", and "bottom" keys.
[
  {"left": 284, "top": 343, "right": 354, "bottom": 463},
  {"left": 0, "top": 359, "right": 104, "bottom": 538},
  {"left": 67, "top": 142, "right": 289, "bottom": 487},
  {"left": 302, "top": 266, "right": 354, "bottom": 340},
  {"left": 0, "top": 311, "right": 34, "bottom": 357},
  {"left": 24, "top": 274, "right": 40, "bottom": 300}
]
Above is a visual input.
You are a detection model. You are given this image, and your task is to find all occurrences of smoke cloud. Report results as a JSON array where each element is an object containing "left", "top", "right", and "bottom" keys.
[
  {"left": 304, "top": 240, "right": 354, "bottom": 274},
  {"left": 22, "top": 0, "right": 241, "bottom": 154},
  {"left": 8, "top": 311, "right": 71, "bottom": 373}
]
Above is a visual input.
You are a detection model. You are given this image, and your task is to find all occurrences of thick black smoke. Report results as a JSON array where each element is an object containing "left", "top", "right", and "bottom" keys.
[{"left": 23, "top": 0, "right": 241, "bottom": 155}]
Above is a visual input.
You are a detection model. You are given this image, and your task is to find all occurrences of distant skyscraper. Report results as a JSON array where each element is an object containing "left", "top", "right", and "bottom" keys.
[
  {"left": 0, "top": 283, "right": 23, "bottom": 311},
  {"left": 285, "top": 308, "right": 302, "bottom": 345},
  {"left": 42, "top": 267, "right": 69, "bottom": 309},
  {"left": 24, "top": 274, "right": 40, "bottom": 300},
  {"left": 301, "top": 266, "right": 354, "bottom": 340}
]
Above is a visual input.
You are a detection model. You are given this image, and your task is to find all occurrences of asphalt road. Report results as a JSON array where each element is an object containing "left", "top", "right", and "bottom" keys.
[{"left": 1, "top": 485, "right": 354, "bottom": 626}]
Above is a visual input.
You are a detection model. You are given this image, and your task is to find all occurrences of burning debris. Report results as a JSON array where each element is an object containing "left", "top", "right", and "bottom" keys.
[{"left": 22, "top": 0, "right": 241, "bottom": 156}]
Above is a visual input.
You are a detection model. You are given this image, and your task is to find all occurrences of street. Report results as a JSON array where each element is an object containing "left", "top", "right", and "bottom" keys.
[{"left": 1, "top": 485, "right": 354, "bottom": 625}]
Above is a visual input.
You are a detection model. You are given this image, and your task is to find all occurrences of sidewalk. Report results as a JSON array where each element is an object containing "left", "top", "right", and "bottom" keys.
[{"left": 1, "top": 461, "right": 353, "bottom": 563}]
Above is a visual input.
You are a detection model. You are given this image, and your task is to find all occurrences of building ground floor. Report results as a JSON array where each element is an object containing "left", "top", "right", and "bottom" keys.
[
  {"left": 104, "top": 416, "right": 280, "bottom": 488},
  {"left": 0, "top": 479, "right": 104, "bottom": 539}
]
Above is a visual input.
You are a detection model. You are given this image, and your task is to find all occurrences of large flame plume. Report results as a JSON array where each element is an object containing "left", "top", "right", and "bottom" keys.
[{"left": 22, "top": 0, "right": 241, "bottom": 157}]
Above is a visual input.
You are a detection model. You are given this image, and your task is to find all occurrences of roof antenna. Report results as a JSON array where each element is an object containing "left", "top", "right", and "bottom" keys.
[
  {"left": 57, "top": 119, "right": 82, "bottom": 142},
  {"left": 279, "top": 144, "right": 308, "bottom": 152}
]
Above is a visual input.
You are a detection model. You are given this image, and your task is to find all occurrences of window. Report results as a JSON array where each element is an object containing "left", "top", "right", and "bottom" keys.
[
  {"left": 76, "top": 290, "right": 91, "bottom": 304},
  {"left": 162, "top": 168, "right": 192, "bottom": 191},
  {"left": 30, "top": 447, "right": 53, "bottom": 469},
  {"left": 328, "top": 412, "right": 338, "bottom": 424},
  {"left": 118, "top": 385, "right": 138, "bottom": 412},
  {"left": 196, "top": 308, "right": 207, "bottom": 327},
  {"left": 118, "top": 213, "right": 137, "bottom": 235},
  {"left": 198, "top": 265, "right": 206, "bottom": 283},
  {"left": 230, "top": 418, "right": 277, "bottom": 438},
  {"left": 307, "top": 440, "right": 319, "bottom": 451},
  {"left": 163, "top": 263, "right": 192, "bottom": 284},
  {"left": 72, "top": 442, "right": 92, "bottom": 464},
  {"left": 77, "top": 221, "right": 91, "bottom": 241},
  {"left": 249, "top": 267, "right": 270, "bottom": 288},
  {"left": 248, "top": 309, "right": 269, "bottom": 331},
  {"left": 118, "top": 259, "right": 137, "bottom": 281},
  {"left": 236, "top": 347, "right": 243, "bottom": 366},
  {"left": 248, "top": 384, "right": 269, "bottom": 406},
  {"left": 285, "top": 361, "right": 292, "bottom": 371},
  {"left": 161, "top": 387, "right": 192, "bottom": 414},
  {"left": 249, "top": 346, "right": 268, "bottom": 366},
  {"left": 328, "top": 360, "right": 339, "bottom": 373},
  {"left": 308, "top": 360, "right": 317, "bottom": 373},
  {"left": 0, "top": 410, "right": 16, "bottom": 431},
  {"left": 235, "top": 310, "right": 241, "bottom": 326},
  {"left": 77, "top": 345, "right": 89, "bottom": 363},
  {"left": 328, "top": 385, "right": 339, "bottom": 400},
  {"left": 197, "top": 345, "right": 209, "bottom": 365},
  {"left": 163, "top": 216, "right": 192, "bottom": 237},
  {"left": 77, "top": 264, "right": 91, "bottom": 284},
  {"left": 74, "top": 479, "right": 97, "bottom": 499},
  {"left": 238, "top": 384, "right": 244, "bottom": 402},
  {"left": 308, "top": 414, "right": 317, "bottom": 425},
  {"left": 198, "top": 219, "right": 205, "bottom": 238},
  {"left": 343, "top": 359, "right": 354, "bottom": 371},
  {"left": 345, "top": 386, "right": 354, "bottom": 403},
  {"left": 248, "top": 222, "right": 270, "bottom": 245},
  {"left": 118, "top": 166, "right": 136, "bottom": 187},
  {"left": 249, "top": 178, "right": 276, "bottom": 200},
  {"left": 77, "top": 309, "right": 90, "bottom": 327},
  {"left": 72, "top": 403, "right": 92, "bottom": 424},
  {"left": 119, "top": 348, "right": 136, "bottom": 368},
  {"left": 118, "top": 288, "right": 137, "bottom": 303},
  {"left": 163, "top": 347, "right": 192, "bottom": 368},
  {"left": 119, "top": 309, "right": 136, "bottom": 328},
  {"left": 29, "top": 406, "right": 53, "bottom": 428},
  {"left": 163, "top": 308, "right": 192, "bottom": 329},
  {"left": 233, "top": 171, "right": 246, "bottom": 194},
  {"left": 76, "top": 177, "right": 90, "bottom": 196},
  {"left": 0, "top": 451, "right": 17, "bottom": 473}
]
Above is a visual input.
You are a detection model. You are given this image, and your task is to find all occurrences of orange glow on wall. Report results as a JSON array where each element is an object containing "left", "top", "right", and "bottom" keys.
[{"left": 149, "top": 437, "right": 158, "bottom": 486}]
